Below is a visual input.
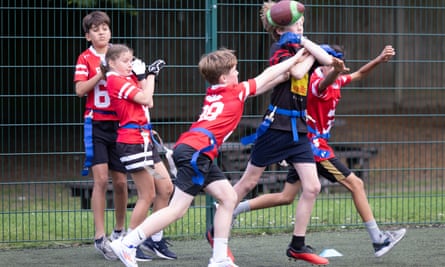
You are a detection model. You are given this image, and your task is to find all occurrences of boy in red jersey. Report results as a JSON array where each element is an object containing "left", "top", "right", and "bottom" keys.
[
  {"left": 109, "top": 47, "right": 306, "bottom": 267},
  {"left": 74, "top": 11, "right": 128, "bottom": 261},
  {"left": 224, "top": 1, "right": 333, "bottom": 265},
  {"left": 102, "top": 44, "right": 177, "bottom": 262},
  {"left": 232, "top": 45, "right": 406, "bottom": 258}
]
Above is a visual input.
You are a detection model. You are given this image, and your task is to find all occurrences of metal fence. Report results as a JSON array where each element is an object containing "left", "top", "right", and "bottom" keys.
[{"left": 1, "top": 0, "right": 444, "bottom": 245}]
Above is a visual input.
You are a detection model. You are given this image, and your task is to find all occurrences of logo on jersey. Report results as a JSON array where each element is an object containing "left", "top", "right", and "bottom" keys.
[
  {"left": 290, "top": 73, "right": 308, "bottom": 96},
  {"left": 205, "top": 94, "right": 223, "bottom": 102}
]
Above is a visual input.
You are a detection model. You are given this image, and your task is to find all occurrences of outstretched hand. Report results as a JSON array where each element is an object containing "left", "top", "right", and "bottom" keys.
[
  {"left": 331, "top": 57, "right": 350, "bottom": 73},
  {"left": 378, "top": 45, "right": 396, "bottom": 62}
]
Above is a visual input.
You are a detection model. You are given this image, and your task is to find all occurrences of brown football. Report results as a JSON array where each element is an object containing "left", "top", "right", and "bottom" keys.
[{"left": 267, "top": 0, "right": 305, "bottom": 27}]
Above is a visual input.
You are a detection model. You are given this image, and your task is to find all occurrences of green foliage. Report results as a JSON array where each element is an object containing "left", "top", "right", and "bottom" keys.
[{"left": 67, "top": 0, "right": 138, "bottom": 16}]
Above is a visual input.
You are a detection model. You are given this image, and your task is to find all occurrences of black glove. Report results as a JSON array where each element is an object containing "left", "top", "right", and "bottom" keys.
[
  {"left": 146, "top": 59, "right": 166, "bottom": 76},
  {"left": 131, "top": 58, "right": 147, "bottom": 81}
]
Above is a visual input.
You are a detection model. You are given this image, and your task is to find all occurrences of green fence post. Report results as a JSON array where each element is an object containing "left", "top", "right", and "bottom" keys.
[{"left": 205, "top": 0, "right": 218, "bottom": 230}]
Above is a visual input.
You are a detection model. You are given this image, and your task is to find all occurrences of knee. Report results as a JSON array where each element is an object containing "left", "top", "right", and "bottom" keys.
[
  {"left": 113, "top": 180, "right": 127, "bottom": 193},
  {"left": 302, "top": 183, "right": 321, "bottom": 198},
  {"left": 348, "top": 174, "right": 365, "bottom": 191},
  {"left": 138, "top": 191, "right": 156, "bottom": 205},
  {"left": 219, "top": 190, "right": 238, "bottom": 210}
]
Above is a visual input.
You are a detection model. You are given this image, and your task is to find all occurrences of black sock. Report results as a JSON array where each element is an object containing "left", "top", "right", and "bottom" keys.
[
  {"left": 290, "top": 235, "right": 305, "bottom": 250},
  {"left": 95, "top": 236, "right": 104, "bottom": 244}
]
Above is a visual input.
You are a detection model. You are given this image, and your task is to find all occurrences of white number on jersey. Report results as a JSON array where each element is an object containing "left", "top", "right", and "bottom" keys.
[
  {"left": 93, "top": 79, "right": 111, "bottom": 108},
  {"left": 198, "top": 102, "right": 224, "bottom": 121}
]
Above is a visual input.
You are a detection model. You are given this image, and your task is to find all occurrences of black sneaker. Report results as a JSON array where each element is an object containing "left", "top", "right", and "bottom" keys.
[
  {"left": 135, "top": 246, "right": 152, "bottom": 262},
  {"left": 286, "top": 245, "right": 329, "bottom": 265},
  {"left": 140, "top": 237, "right": 177, "bottom": 260}
]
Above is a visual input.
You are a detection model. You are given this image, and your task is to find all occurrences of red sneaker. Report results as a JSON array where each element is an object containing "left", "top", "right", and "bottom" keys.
[
  {"left": 205, "top": 227, "right": 235, "bottom": 262},
  {"left": 287, "top": 245, "right": 329, "bottom": 265}
]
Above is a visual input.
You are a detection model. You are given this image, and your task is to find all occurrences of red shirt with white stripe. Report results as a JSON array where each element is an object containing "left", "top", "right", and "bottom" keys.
[
  {"left": 74, "top": 46, "right": 118, "bottom": 121},
  {"left": 175, "top": 79, "right": 257, "bottom": 159},
  {"left": 307, "top": 67, "right": 352, "bottom": 161},
  {"left": 106, "top": 71, "right": 150, "bottom": 144}
]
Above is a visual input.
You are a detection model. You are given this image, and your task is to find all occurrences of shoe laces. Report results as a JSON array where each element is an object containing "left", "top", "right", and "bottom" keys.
[{"left": 156, "top": 238, "right": 173, "bottom": 250}]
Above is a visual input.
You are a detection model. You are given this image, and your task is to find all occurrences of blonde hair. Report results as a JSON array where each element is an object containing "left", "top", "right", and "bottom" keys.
[
  {"left": 198, "top": 48, "right": 237, "bottom": 85},
  {"left": 260, "top": 1, "right": 283, "bottom": 41},
  {"left": 100, "top": 44, "right": 133, "bottom": 74}
]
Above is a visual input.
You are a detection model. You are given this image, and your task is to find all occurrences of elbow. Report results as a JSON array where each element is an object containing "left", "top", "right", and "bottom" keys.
[
  {"left": 140, "top": 97, "right": 154, "bottom": 107},
  {"left": 75, "top": 89, "right": 84, "bottom": 98}
]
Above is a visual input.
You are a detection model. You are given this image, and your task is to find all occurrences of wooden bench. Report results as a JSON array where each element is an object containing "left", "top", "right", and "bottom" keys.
[
  {"left": 217, "top": 143, "right": 378, "bottom": 194},
  {"left": 67, "top": 179, "right": 137, "bottom": 209}
]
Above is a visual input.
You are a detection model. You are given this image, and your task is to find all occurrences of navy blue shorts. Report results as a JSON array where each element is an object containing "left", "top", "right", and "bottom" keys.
[
  {"left": 116, "top": 142, "right": 162, "bottom": 173},
  {"left": 172, "top": 144, "right": 226, "bottom": 196},
  {"left": 250, "top": 129, "right": 314, "bottom": 167},
  {"left": 286, "top": 157, "right": 352, "bottom": 183},
  {"left": 92, "top": 121, "right": 126, "bottom": 173}
]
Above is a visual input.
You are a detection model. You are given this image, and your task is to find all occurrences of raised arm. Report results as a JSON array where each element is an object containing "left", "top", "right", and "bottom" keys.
[
  {"left": 350, "top": 45, "right": 395, "bottom": 81},
  {"left": 300, "top": 37, "right": 333, "bottom": 66},
  {"left": 317, "top": 58, "right": 350, "bottom": 94},
  {"left": 131, "top": 59, "right": 166, "bottom": 107},
  {"left": 254, "top": 48, "right": 307, "bottom": 95}
]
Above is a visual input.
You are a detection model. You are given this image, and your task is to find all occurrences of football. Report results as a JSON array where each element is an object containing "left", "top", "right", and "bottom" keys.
[{"left": 267, "top": 0, "right": 305, "bottom": 27}]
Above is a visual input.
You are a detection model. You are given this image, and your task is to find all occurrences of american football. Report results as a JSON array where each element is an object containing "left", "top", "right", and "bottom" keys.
[{"left": 267, "top": 0, "right": 305, "bottom": 27}]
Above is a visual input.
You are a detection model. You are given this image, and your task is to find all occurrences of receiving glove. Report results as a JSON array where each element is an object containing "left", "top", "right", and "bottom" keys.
[
  {"left": 147, "top": 59, "right": 166, "bottom": 76},
  {"left": 132, "top": 58, "right": 147, "bottom": 81},
  {"left": 277, "top": 32, "right": 302, "bottom": 47},
  {"left": 320, "top": 44, "right": 344, "bottom": 60}
]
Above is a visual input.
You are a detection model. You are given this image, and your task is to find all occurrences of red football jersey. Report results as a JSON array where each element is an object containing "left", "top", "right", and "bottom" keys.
[
  {"left": 106, "top": 72, "right": 150, "bottom": 144},
  {"left": 175, "top": 79, "right": 257, "bottom": 159},
  {"left": 74, "top": 46, "right": 118, "bottom": 121},
  {"left": 307, "top": 67, "right": 352, "bottom": 161}
]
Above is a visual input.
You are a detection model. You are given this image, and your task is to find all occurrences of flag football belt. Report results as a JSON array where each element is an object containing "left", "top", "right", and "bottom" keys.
[
  {"left": 241, "top": 104, "right": 306, "bottom": 145},
  {"left": 307, "top": 125, "right": 331, "bottom": 159},
  {"left": 121, "top": 123, "right": 155, "bottom": 168},
  {"left": 81, "top": 109, "right": 118, "bottom": 176},
  {"left": 189, "top": 127, "right": 217, "bottom": 186}
]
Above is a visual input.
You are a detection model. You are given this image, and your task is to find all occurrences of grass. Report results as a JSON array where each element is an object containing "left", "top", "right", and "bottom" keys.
[{"left": 1, "top": 184, "right": 444, "bottom": 249}]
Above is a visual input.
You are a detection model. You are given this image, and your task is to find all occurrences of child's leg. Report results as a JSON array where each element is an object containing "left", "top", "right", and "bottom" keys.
[
  {"left": 236, "top": 181, "right": 301, "bottom": 216},
  {"left": 124, "top": 187, "right": 194, "bottom": 247},
  {"left": 205, "top": 179, "right": 238, "bottom": 261},
  {"left": 292, "top": 163, "right": 320, "bottom": 236},
  {"left": 110, "top": 170, "right": 128, "bottom": 232},
  {"left": 128, "top": 170, "right": 156, "bottom": 229}
]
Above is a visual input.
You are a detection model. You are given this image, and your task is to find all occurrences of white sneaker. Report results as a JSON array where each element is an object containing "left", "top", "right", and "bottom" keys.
[
  {"left": 110, "top": 239, "right": 138, "bottom": 267},
  {"left": 373, "top": 228, "right": 407, "bottom": 257},
  {"left": 208, "top": 257, "right": 239, "bottom": 267},
  {"left": 94, "top": 236, "right": 117, "bottom": 261}
]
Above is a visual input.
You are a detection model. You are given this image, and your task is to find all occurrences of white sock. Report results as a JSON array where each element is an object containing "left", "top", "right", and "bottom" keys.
[
  {"left": 151, "top": 230, "right": 163, "bottom": 242},
  {"left": 233, "top": 200, "right": 251, "bottom": 217},
  {"left": 122, "top": 227, "right": 146, "bottom": 248},
  {"left": 212, "top": 237, "right": 228, "bottom": 262},
  {"left": 365, "top": 220, "right": 384, "bottom": 243}
]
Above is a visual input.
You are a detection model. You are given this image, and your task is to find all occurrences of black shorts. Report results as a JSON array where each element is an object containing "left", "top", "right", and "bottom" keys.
[
  {"left": 286, "top": 157, "right": 352, "bottom": 183},
  {"left": 116, "top": 142, "right": 162, "bottom": 173},
  {"left": 172, "top": 144, "right": 226, "bottom": 196},
  {"left": 250, "top": 128, "right": 314, "bottom": 167},
  {"left": 92, "top": 121, "right": 126, "bottom": 173}
]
